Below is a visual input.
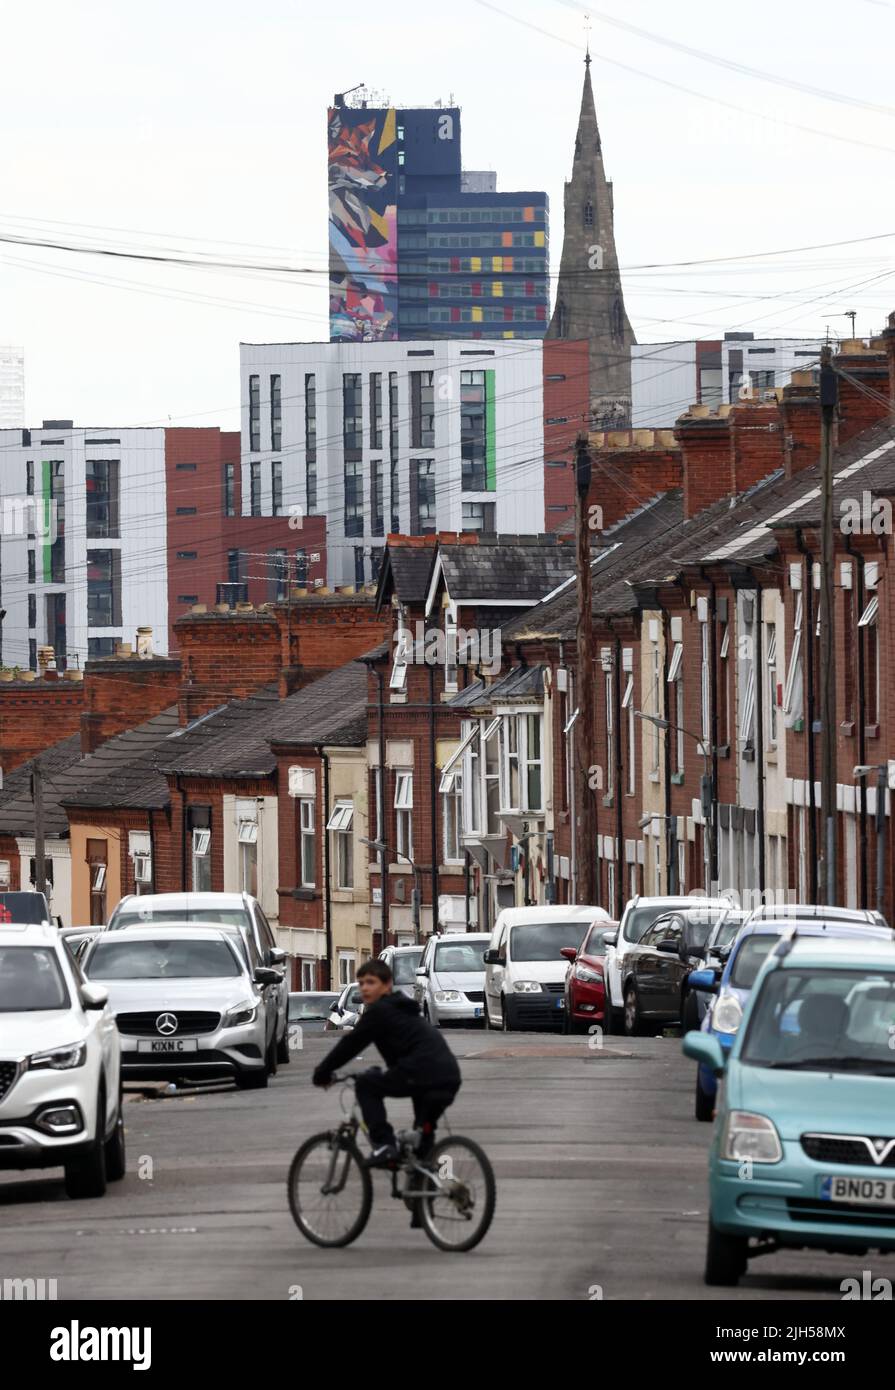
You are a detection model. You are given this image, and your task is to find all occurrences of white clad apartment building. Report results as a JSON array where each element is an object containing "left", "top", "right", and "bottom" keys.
[
  {"left": 239, "top": 340, "right": 546, "bottom": 588},
  {"left": 0, "top": 423, "right": 168, "bottom": 671}
]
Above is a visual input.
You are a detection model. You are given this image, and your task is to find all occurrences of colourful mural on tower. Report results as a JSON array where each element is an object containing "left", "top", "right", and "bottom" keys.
[{"left": 328, "top": 105, "right": 399, "bottom": 342}]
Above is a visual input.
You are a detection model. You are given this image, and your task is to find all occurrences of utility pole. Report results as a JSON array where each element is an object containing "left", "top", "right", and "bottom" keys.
[
  {"left": 32, "top": 759, "right": 47, "bottom": 896},
  {"left": 819, "top": 345, "right": 838, "bottom": 904},
  {"left": 574, "top": 434, "right": 598, "bottom": 906}
]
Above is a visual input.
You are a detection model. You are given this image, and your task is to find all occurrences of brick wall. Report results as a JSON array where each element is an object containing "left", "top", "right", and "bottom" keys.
[
  {"left": 835, "top": 341, "right": 890, "bottom": 445},
  {"left": 543, "top": 339, "right": 590, "bottom": 532},
  {"left": 0, "top": 676, "right": 85, "bottom": 772},
  {"left": 80, "top": 655, "right": 181, "bottom": 753},
  {"left": 586, "top": 430, "right": 682, "bottom": 532}
]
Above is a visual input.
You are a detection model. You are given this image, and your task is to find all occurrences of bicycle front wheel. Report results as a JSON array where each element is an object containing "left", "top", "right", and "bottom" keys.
[
  {"left": 288, "top": 1131, "right": 373, "bottom": 1247},
  {"left": 418, "top": 1135, "right": 496, "bottom": 1252}
]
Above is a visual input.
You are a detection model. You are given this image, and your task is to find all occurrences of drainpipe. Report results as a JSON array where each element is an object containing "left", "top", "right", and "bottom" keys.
[
  {"left": 701, "top": 569, "right": 719, "bottom": 890},
  {"left": 611, "top": 625, "right": 624, "bottom": 919},
  {"left": 374, "top": 664, "right": 388, "bottom": 948},
  {"left": 322, "top": 748, "right": 333, "bottom": 990},
  {"left": 660, "top": 606, "right": 675, "bottom": 893},
  {"left": 175, "top": 774, "right": 187, "bottom": 891},
  {"left": 844, "top": 535, "right": 868, "bottom": 907},
  {"left": 795, "top": 531, "right": 818, "bottom": 902},
  {"left": 750, "top": 576, "right": 766, "bottom": 896},
  {"left": 148, "top": 813, "right": 157, "bottom": 895},
  {"left": 428, "top": 664, "right": 439, "bottom": 934}
]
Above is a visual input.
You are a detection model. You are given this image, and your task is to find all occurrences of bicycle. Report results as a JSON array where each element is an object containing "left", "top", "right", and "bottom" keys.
[{"left": 287, "top": 1074, "right": 496, "bottom": 1251}]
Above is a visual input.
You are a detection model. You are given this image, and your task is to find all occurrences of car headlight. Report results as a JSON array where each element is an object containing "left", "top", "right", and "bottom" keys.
[
  {"left": 223, "top": 1001, "right": 258, "bottom": 1027},
  {"left": 722, "top": 1110, "right": 783, "bottom": 1164},
  {"left": 712, "top": 991, "right": 743, "bottom": 1035},
  {"left": 28, "top": 1041, "right": 87, "bottom": 1071},
  {"left": 434, "top": 991, "right": 461, "bottom": 1003},
  {"left": 574, "top": 964, "right": 602, "bottom": 984},
  {"left": 513, "top": 980, "right": 543, "bottom": 993}
]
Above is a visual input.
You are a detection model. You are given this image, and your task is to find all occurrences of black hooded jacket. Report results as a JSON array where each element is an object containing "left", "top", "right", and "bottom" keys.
[{"left": 313, "top": 991, "right": 461, "bottom": 1089}]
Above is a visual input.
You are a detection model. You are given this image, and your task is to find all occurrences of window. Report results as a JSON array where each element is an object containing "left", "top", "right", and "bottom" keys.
[
  {"left": 605, "top": 671, "right": 614, "bottom": 794},
  {"left": 461, "top": 370, "right": 487, "bottom": 491},
  {"left": 390, "top": 622, "right": 409, "bottom": 693},
  {"left": 338, "top": 952, "right": 357, "bottom": 986},
  {"left": 371, "top": 459, "right": 384, "bottom": 536},
  {"left": 343, "top": 457, "right": 363, "bottom": 538},
  {"left": 860, "top": 594, "right": 880, "bottom": 724},
  {"left": 223, "top": 462, "right": 236, "bottom": 517},
  {"left": 87, "top": 839, "right": 107, "bottom": 926},
  {"left": 271, "top": 460, "right": 283, "bottom": 516},
  {"left": 700, "top": 621, "right": 710, "bottom": 748},
  {"left": 189, "top": 807, "right": 212, "bottom": 893},
  {"left": 584, "top": 201, "right": 594, "bottom": 228},
  {"left": 369, "top": 373, "right": 383, "bottom": 448},
  {"left": 301, "top": 959, "right": 316, "bottom": 991},
  {"left": 28, "top": 550, "right": 35, "bottom": 584},
  {"left": 88, "top": 637, "right": 116, "bottom": 659},
  {"left": 766, "top": 623, "right": 778, "bottom": 745},
  {"left": 354, "top": 547, "right": 365, "bottom": 588},
  {"left": 389, "top": 372, "right": 400, "bottom": 530},
  {"left": 269, "top": 549, "right": 288, "bottom": 602},
  {"left": 250, "top": 461, "right": 262, "bottom": 516},
  {"left": 343, "top": 373, "right": 363, "bottom": 451},
  {"left": 85, "top": 460, "right": 119, "bottom": 539},
  {"left": 410, "top": 371, "right": 435, "bottom": 448},
  {"left": 667, "top": 642, "right": 684, "bottom": 776},
  {"left": 650, "top": 644, "right": 661, "bottom": 773},
  {"left": 462, "top": 501, "right": 495, "bottom": 532},
  {"left": 443, "top": 770, "right": 463, "bottom": 863},
  {"left": 395, "top": 773, "right": 413, "bottom": 859},
  {"left": 249, "top": 375, "right": 260, "bottom": 452},
  {"left": 29, "top": 638, "right": 36, "bottom": 671},
  {"left": 87, "top": 550, "right": 120, "bottom": 627},
  {"left": 305, "top": 374, "right": 317, "bottom": 513},
  {"left": 444, "top": 605, "right": 458, "bottom": 692},
  {"left": 623, "top": 671, "right": 636, "bottom": 796},
  {"left": 295, "top": 549, "right": 308, "bottom": 587},
  {"left": 410, "top": 459, "right": 435, "bottom": 534},
  {"left": 299, "top": 799, "right": 315, "bottom": 887},
  {"left": 327, "top": 801, "right": 354, "bottom": 888},
  {"left": 27, "top": 593, "right": 36, "bottom": 629},
  {"left": 718, "top": 622, "right": 731, "bottom": 744},
  {"left": 525, "top": 713, "right": 542, "bottom": 810},
  {"left": 270, "top": 374, "right": 282, "bottom": 451},
  {"left": 500, "top": 717, "right": 520, "bottom": 809},
  {"left": 843, "top": 585, "right": 856, "bottom": 722}
]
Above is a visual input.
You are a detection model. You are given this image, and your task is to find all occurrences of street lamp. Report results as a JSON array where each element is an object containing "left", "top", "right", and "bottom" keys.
[
  {"left": 635, "top": 710, "right": 714, "bottom": 894},
  {"left": 360, "top": 836, "right": 422, "bottom": 944},
  {"left": 853, "top": 765, "right": 890, "bottom": 919}
]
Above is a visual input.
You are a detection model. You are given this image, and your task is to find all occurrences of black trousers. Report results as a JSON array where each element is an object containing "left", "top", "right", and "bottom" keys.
[{"left": 354, "top": 1067, "right": 460, "bottom": 1147}]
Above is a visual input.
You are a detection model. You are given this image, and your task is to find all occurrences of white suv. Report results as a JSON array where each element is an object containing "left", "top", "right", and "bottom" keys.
[
  {"left": 603, "top": 895, "right": 727, "bottom": 1031},
  {"left": 0, "top": 922, "right": 124, "bottom": 1199}
]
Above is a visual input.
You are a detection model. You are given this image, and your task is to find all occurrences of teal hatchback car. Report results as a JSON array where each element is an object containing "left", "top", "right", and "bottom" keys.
[{"left": 684, "top": 932, "right": 895, "bottom": 1286}]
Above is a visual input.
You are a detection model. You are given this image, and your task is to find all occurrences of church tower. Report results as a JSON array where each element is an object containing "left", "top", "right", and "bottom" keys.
[{"left": 547, "top": 53, "right": 635, "bottom": 428}]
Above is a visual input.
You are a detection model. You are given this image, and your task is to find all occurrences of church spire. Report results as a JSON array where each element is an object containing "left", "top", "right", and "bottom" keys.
[{"left": 547, "top": 58, "right": 635, "bottom": 429}]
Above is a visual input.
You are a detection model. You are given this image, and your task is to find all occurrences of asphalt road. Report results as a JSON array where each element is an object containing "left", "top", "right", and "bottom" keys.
[{"left": 2, "top": 1029, "right": 894, "bottom": 1301}]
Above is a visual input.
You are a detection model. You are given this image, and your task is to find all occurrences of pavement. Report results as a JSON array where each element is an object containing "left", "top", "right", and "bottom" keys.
[{"left": 2, "top": 1030, "right": 895, "bottom": 1301}]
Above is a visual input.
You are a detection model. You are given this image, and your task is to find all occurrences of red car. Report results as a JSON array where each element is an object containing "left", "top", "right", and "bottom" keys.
[{"left": 561, "top": 920, "right": 618, "bottom": 1035}]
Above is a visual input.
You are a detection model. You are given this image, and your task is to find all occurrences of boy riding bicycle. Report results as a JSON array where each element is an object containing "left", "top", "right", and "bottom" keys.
[{"left": 312, "top": 959, "right": 461, "bottom": 1168}]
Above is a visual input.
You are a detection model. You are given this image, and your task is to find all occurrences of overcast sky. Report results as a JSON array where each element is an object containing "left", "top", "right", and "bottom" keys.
[{"left": 1, "top": 0, "right": 892, "bottom": 429}]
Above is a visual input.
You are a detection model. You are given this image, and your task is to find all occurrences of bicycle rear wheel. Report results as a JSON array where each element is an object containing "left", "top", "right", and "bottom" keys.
[
  {"left": 417, "top": 1135, "right": 496, "bottom": 1252},
  {"left": 288, "top": 1131, "right": 373, "bottom": 1247}
]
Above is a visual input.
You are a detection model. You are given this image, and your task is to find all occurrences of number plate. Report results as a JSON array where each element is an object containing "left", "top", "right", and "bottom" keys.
[
  {"left": 820, "top": 1175, "right": 895, "bottom": 1207},
  {"left": 556, "top": 997, "right": 565, "bottom": 1010},
  {"left": 473, "top": 1008, "right": 482, "bottom": 1018},
  {"left": 137, "top": 1038, "right": 199, "bottom": 1054}
]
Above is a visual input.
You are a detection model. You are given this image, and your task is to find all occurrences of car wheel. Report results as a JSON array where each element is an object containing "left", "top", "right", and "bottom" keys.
[
  {"left": 277, "top": 1018, "right": 291, "bottom": 1064},
  {"left": 104, "top": 1086, "right": 126, "bottom": 1182},
  {"left": 236, "top": 1066, "right": 268, "bottom": 1091},
  {"left": 682, "top": 990, "right": 700, "bottom": 1033},
  {"left": 64, "top": 1085, "right": 108, "bottom": 1200},
  {"left": 501, "top": 995, "right": 513, "bottom": 1032},
  {"left": 266, "top": 1032, "right": 278, "bottom": 1077},
  {"left": 623, "top": 985, "right": 643, "bottom": 1037},
  {"left": 695, "top": 1070, "right": 714, "bottom": 1122},
  {"left": 704, "top": 1219, "right": 748, "bottom": 1287}
]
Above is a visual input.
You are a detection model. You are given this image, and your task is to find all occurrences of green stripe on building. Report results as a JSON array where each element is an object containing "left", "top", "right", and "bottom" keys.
[
  {"left": 485, "top": 369, "right": 496, "bottom": 492},
  {"left": 41, "top": 460, "right": 52, "bottom": 582}
]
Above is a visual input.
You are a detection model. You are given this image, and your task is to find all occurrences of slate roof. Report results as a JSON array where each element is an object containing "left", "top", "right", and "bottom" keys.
[
  {"left": 375, "top": 543, "right": 436, "bottom": 610},
  {"left": 0, "top": 709, "right": 182, "bottom": 835},
  {"left": 159, "top": 662, "right": 369, "bottom": 777},
  {"left": 447, "top": 664, "right": 545, "bottom": 710},
  {"left": 505, "top": 419, "right": 895, "bottom": 643},
  {"left": 436, "top": 535, "right": 574, "bottom": 604}
]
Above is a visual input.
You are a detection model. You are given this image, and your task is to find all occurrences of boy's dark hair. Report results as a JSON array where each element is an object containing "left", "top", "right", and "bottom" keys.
[{"left": 356, "top": 958, "right": 392, "bottom": 984}]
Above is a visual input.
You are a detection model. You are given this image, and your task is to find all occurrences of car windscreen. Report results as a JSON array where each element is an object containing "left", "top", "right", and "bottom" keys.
[
  {"left": 0, "top": 946, "right": 69, "bottom": 1011},
  {"left": 0, "top": 893, "right": 47, "bottom": 924},
  {"left": 509, "top": 922, "right": 589, "bottom": 962},
  {"left": 713, "top": 916, "right": 745, "bottom": 950},
  {"left": 110, "top": 908, "right": 251, "bottom": 930},
  {"left": 581, "top": 923, "right": 615, "bottom": 956},
  {"left": 434, "top": 940, "right": 487, "bottom": 972},
  {"left": 624, "top": 903, "right": 690, "bottom": 945},
  {"left": 289, "top": 994, "right": 338, "bottom": 1019},
  {"left": 86, "top": 938, "right": 242, "bottom": 980},
  {"left": 741, "top": 968, "right": 895, "bottom": 1075},
  {"left": 729, "top": 934, "right": 780, "bottom": 989},
  {"left": 392, "top": 950, "right": 423, "bottom": 984}
]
